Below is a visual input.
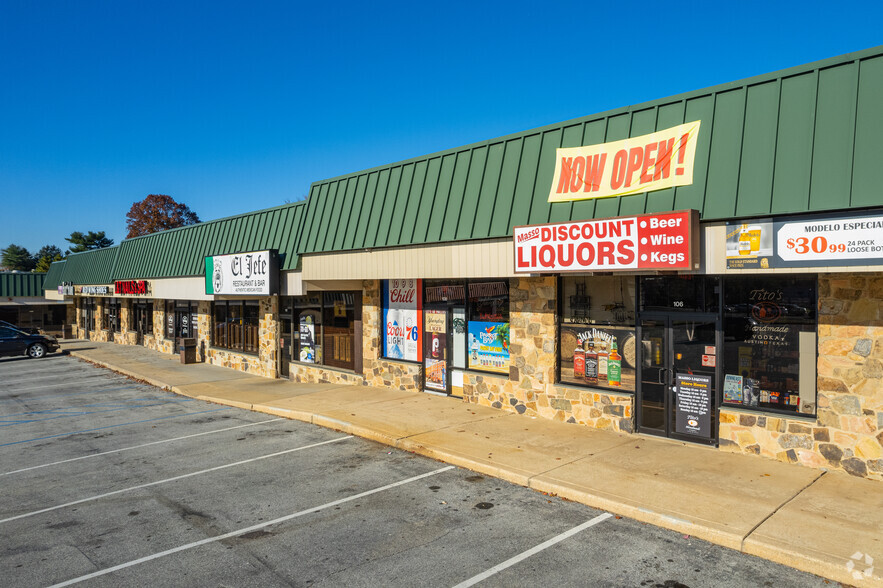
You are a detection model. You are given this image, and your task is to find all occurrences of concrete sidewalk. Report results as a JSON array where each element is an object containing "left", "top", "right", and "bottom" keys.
[{"left": 60, "top": 340, "right": 882, "bottom": 587}]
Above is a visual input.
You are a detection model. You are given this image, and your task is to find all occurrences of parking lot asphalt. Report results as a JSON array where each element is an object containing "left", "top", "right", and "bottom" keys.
[{"left": 0, "top": 355, "right": 835, "bottom": 587}]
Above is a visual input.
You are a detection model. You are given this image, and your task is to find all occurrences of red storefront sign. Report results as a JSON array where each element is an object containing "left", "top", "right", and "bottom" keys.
[
  {"left": 513, "top": 210, "right": 699, "bottom": 273},
  {"left": 114, "top": 280, "right": 150, "bottom": 295}
]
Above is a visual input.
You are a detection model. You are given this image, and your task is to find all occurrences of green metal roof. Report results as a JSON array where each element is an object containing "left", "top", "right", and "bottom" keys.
[
  {"left": 62, "top": 246, "right": 120, "bottom": 285},
  {"left": 0, "top": 272, "right": 46, "bottom": 297},
  {"left": 113, "top": 201, "right": 306, "bottom": 279},
  {"left": 301, "top": 45, "right": 883, "bottom": 254},
  {"left": 42, "top": 260, "right": 66, "bottom": 291}
]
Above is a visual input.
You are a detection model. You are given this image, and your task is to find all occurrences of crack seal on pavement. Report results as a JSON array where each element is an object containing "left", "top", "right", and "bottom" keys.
[{"left": 739, "top": 470, "right": 827, "bottom": 551}]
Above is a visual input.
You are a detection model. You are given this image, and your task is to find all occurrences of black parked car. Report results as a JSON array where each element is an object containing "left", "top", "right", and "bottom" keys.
[
  {"left": 0, "top": 319, "right": 40, "bottom": 334},
  {"left": 0, "top": 325, "right": 60, "bottom": 359}
]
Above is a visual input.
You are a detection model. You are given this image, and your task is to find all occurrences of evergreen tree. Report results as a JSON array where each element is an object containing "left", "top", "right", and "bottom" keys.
[
  {"left": 0, "top": 244, "right": 36, "bottom": 271},
  {"left": 66, "top": 231, "right": 114, "bottom": 253}
]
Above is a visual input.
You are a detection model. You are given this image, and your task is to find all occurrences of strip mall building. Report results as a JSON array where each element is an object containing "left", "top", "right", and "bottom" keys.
[{"left": 44, "top": 47, "right": 883, "bottom": 481}]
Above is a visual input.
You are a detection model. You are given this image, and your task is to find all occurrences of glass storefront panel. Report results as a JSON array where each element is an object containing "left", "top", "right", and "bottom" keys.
[
  {"left": 287, "top": 292, "right": 358, "bottom": 371},
  {"left": 212, "top": 300, "right": 259, "bottom": 354},
  {"left": 721, "top": 275, "right": 817, "bottom": 416},
  {"left": 166, "top": 300, "right": 198, "bottom": 340},
  {"left": 560, "top": 276, "right": 636, "bottom": 392}
]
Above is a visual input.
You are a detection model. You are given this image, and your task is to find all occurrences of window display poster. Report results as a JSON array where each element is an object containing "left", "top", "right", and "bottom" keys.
[
  {"left": 383, "top": 279, "right": 422, "bottom": 362},
  {"left": 675, "top": 373, "right": 712, "bottom": 438},
  {"left": 725, "top": 220, "right": 774, "bottom": 268},
  {"left": 723, "top": 374, "right": 743, "bottom": 403},
  {"left": 468, "top": 321, "right": 510, "bottom": 374},
  {"left": 424, "top": 309, "right": 447, "bottom": 391},
  {"left": 560, "top": 324, "right": 635, "bottom": 391},
  {"left": 299, "top": 313, "right": 316, "bottom": 363}
]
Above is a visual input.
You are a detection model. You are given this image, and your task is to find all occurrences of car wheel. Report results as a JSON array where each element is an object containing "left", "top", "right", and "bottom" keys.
[{"left": 27, "top": 343, "right": 47, "bottom": 359}]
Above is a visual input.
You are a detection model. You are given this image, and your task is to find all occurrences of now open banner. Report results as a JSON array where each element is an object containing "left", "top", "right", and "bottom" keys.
[
  {"left": 548, "top": 121, "right": 701, "bottom": 202},
  {"left": 514, "top": 210, "right": 699, "bottom": 273}
]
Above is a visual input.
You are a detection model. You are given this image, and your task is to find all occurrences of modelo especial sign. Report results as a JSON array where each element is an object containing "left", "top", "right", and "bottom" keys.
[
  {"left": 726, "top": 208, "right": 883, "bottom": 269},
  {"left": 513, "top": 210, "right": 699, "bottom": 273},
  {"left": 205, "top": 250, "right": 279, "bottom": 295}
]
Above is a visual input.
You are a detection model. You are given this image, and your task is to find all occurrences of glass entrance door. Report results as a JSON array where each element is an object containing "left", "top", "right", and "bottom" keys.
[
  {"left": 279, "top": 317, "right": 292, "bottom": 378},
  {"left": 423, "top": 307, "right": 450, "bottom": 394},
  {"left": 638, "top": 313, "right": 719, "bottom": 443}
]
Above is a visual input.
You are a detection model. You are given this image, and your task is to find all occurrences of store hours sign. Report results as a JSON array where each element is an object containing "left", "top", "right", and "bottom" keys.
[{"left": 205, "top": 250, "right": 279, "bottom": 295}]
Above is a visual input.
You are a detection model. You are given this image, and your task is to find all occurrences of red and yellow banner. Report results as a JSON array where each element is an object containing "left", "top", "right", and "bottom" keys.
[{"left": 548, "top": 121, "right": 701, "bottom": 202}]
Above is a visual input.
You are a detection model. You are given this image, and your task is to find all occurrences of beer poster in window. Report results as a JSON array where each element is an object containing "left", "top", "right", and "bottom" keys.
[
  {"left": 423, "top": 310, "right": 447, "bottom": 391},
  {"left": 467, "top": 321, "right": 510, "bottom": 374},
  {"left": 383, "top": 279, "right": 422, "bottom": 362},
  {"left": 559, "top": 325, "right": 635, "bottom": 391},
  {"left": 299, "top": 313, "right": 317, "bottom": 363}
]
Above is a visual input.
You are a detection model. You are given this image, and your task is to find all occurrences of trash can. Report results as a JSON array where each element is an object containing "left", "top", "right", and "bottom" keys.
[{"left": 178, "top": 337, "right": 197, "bottom": 364}]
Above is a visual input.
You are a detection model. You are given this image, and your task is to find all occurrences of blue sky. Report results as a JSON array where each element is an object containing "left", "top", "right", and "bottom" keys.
[{"left": 2, "top": 1, "right": 881, "bottom": 255}]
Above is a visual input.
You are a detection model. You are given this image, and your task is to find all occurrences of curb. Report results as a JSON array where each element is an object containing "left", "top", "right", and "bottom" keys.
[{"left": 66, "top": 350, "right": 876, "bottom": 587}]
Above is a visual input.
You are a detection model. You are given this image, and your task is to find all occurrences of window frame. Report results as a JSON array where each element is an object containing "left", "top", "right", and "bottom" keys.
[
  {"left": 557, "top": 275, "right": 638, "bottom": 393},
  {"left": 211, "top": 300, "right": 261, "bottom": 355}
]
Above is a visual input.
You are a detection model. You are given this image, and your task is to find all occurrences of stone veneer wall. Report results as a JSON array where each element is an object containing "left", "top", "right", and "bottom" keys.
[
  {"left": 719, "top": 272, "right": 883, "bottom": 481},
  {"left": 462, "top": 277, "right": 634, "bottom": 433},
  {"left": 141, "top": 300, "right": 176, "bottom": 355},
  {"left": 205, "top": 297, "right": 277, "bottom": 378}
]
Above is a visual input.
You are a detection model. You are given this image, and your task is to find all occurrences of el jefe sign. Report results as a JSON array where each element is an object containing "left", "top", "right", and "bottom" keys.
[
  {"left": 514, "top": 210, "right": 698, "bottom": 273},
  {"left": 548, "top": 121, "right": 701, "bottom": 202},
  {"left": 205, "top": 250, "right": 278, "bottom": 295}
]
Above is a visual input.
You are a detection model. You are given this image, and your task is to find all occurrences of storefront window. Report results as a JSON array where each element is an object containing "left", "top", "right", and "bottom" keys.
[
  {"left": 466, "top": 281, "right": 509, "bottom": 374},
  {"left": 640, "top": 275, "right": 719, "bottom": 313},
  {"left": 166, "top": 300, "right": 198, "bottom": 340},
  {"left": 418, "top": 279, "right": 510, "bottom": 377},
  {"left": 289, "top": 292, "right": 360, "bottom": 370},
  {"left": 722, "top": 276, "right": 817, "bottom": 415},
  {"left": 382, "top": 279, "right": 422, "bottom": 362},
  {"left": 559, "top": 276, "right": 637, "bottom": 392},
  {"left": 323, "top": 292, "right": 356, "bottom": 370},
  {"left": 104, "top": 298, "right": 121, "bottom": 333},
  {"left": 293, "top": 294, "right": 322, "bottom": 364},
  {"left": 133, "top": 302, "right": 153, "bottom": 335},
  {"left": 212, "top": 300, "right": 259, "bottom": 354}
]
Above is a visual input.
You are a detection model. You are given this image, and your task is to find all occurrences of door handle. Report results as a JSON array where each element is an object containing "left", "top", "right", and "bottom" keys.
[{"left": 657, "top": 367, "right": 669, "bottom": 385}]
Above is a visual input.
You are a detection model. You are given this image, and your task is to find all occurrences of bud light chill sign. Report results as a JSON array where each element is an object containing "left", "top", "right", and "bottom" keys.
[{"left": 383, "top": 279, "right": 422, "bottom": 361}]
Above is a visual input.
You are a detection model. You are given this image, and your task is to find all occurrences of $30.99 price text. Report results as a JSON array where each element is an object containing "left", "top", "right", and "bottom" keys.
[{"left": 786, "top": 236, "right": 876, "bottom": 255}]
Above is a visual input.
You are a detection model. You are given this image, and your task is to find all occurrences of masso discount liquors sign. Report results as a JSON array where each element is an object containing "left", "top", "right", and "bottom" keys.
[
  {"left": 514, "top": 210, "right": 699, "bottom": 273},
  {"left": 205, "top": 250, "right": 279, "bottom": 295}
]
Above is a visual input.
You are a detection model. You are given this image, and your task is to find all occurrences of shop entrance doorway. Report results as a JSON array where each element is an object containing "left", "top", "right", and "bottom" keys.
[
  {"left": 637, "top": 313, "right": 719, "bottom": 444},
  {"left": 422, "top": 305, "right": 466, "bottom": 397},
  {"left": 279, "top": 316, "right": 292, "bottom": 378}
]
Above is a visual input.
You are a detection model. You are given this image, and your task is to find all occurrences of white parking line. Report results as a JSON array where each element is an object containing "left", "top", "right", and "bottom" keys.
[
  {"left": 49, "top": 465, "right": 455, "bottom": 587},
  {"left": 451, "top": 513, "right": 613, "bottom": 588},
  {"left": 0, "top": 418, "right": 284, "bottom": 477},
  {"left": 0, "top": 435, "right": 353, "bottom": 525},
  {"left": 2, "top": 376, "right": 120, "bottom": 394}
]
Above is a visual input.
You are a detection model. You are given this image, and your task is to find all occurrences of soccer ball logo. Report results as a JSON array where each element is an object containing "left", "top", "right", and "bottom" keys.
[{"left": 213, "top": 259, "right": 223, "bottom": 293}]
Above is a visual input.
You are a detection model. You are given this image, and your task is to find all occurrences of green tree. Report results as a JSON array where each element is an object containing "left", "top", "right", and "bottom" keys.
[
  {"left": 126, "top": 194, "right": 200, "bottom": 238},
  {"left": 34, "top": 245, "right": 64, "bottom": 272},
  {"left": 65, "top": 231, "right": 114, "bottom": 253},
  {"left": 1, "top": 244, "right": 36, "bottom": 271}
]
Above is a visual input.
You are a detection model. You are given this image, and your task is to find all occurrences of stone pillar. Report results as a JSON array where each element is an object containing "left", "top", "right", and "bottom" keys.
[
  {"left": 816, "top": 273, "right": 883, "bottom": 479},
  {"left": 197, "top": 300, "right": 211, "bottom": 362},
  {"left": 362, "top": 279, "right": 382, "bottom": 377},
  {"left": 258, "top": 296, "right": 278, "bottom": 378}
]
